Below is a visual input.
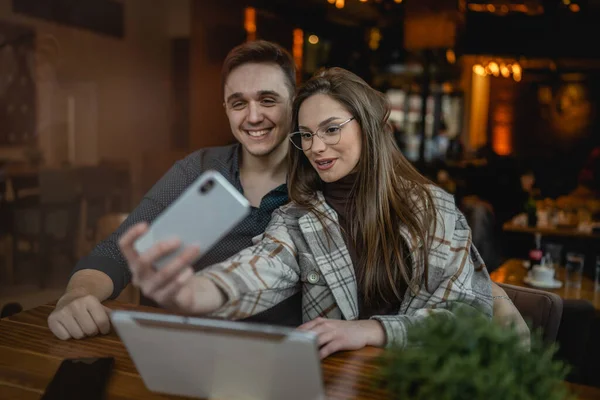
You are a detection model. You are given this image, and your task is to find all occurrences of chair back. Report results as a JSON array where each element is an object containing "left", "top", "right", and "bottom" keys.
[
  {"left": 497, "top": 282, "right": 563, "bottom": 343},
  {"left": 556, "top": 299, "right": 595, "bottom": 384},
  {"left": 39, "top": 168, "right": 81, "bottom": 204},
  {"left": 94, "top": 213, "right": 128, "bottom": 244}
]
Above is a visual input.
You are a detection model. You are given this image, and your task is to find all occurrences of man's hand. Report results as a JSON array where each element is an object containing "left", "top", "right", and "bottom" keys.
[
  {"left": 48, "top": 289, "right": 112, "bottom": 340},
  {"left": 118, "top": 222, "right": 201, "bottom": 312},
  {"left": 298, "top": 318, "right": 386, "bottom": 359}
]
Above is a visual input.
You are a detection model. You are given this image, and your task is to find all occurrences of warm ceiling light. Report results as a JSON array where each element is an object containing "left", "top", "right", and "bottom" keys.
[
  {"left": 473, "top": 64, "right": 486, "bottom": 76},
  {"left": 446, "top": 49, "right": 456, "bottom": 64},
  {"left": 368, "top": 27, "right": 382, "bottom": 50},
  {"left": 244, "top": 7, "right": 256, "bottom": 42},
  {"left": 512, "top": 63, "right": 522, "bottom": 82},
  {"left": 335, "top": 0, "right": 344, "bottom": 8},
  {"left": 394, "top": 0, "right": 403, "bottom": 3},
  {"left": 500, "top": 63, "right": 510, "bottom": 78},
  {"left": 512, "top": 63, "right": 522, "bottom": 76},
  {"left": 569, "top": 3, "right": 580, "bottom": 12},
  {"left": 360, "top": 0, "right": 368, "bottom": 2},
  {"left": 293, "top": 29, "right": 303, "bottom": 74},
  {"left": 487, "top": 4, "right": 496, "bottom": 12},
  {"left": 308, "top": 35, "right": 319, "bottom": 45},
  {"left": 563, "top": 0, "right": 571, "bottom": 4},
  {"left": 488, "top": 62, "right": 500, "bottom": 76},
  {"left": 327, "top": 0, "right": 336, "bottom": 3}
]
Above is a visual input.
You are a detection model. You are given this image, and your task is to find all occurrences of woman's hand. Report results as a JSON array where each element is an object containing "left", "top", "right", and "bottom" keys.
[
  {"left": 118, "top": 222, "right": 202, "bottom": 312},
  {"left": 298, "top": 318, "right": 386, "bottom": 359}
]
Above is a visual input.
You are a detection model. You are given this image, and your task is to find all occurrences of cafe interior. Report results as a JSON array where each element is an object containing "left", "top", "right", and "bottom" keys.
[{"left": 1, "top": 0, "right": 600, "bottom": 398}]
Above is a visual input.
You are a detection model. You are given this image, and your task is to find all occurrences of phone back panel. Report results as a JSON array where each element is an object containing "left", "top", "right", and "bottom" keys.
[{"left": 134, "top": 170, "right": 250, "bottom": 269}]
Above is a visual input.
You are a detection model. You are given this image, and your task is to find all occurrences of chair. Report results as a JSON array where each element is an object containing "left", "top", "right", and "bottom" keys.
[
  {"left": 98, "top": 159, "right": 131, "bottom": 212},
  {"left": 0, "top": 172, "right": 13, "bottom": 284},
  {"left": 77, "top": 166, "right": 116, "bottom": 258},
  {"left": 555, "top": 300, "right": 595, "bottom": 385},
  {"left": 11, "top": 168, "right": 81, "bottom": 288},
  {"left": 8, "top": 172, "right": 41, "bottom": 283},
  {"left": 497, "top": 282, "right": 563, "bottom": 343}
]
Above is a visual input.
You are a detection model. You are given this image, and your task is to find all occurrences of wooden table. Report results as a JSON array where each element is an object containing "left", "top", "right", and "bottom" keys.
[
  {"left": 2, "top": 302, "right": 599, "bottom": 399},
  {"left": 0, "top": 301, "right": 388, "bottom": 399},
  {"left": 491, "top": 259, "right": 600, "bottom": 311}
]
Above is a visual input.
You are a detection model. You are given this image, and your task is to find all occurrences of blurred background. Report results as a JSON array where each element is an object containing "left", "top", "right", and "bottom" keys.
[{"left": 0, "top": 0, "right": 599, "bottom": 362}]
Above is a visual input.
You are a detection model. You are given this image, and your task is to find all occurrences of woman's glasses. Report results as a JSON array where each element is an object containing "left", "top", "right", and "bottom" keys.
[{"left": 288, "top": 117, "right": 355, "bottom": 151}]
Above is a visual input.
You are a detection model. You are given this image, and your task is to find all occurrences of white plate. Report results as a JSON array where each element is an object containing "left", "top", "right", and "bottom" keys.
[{"left": 523, "top": 276, "right": 563, "bottom": 289}]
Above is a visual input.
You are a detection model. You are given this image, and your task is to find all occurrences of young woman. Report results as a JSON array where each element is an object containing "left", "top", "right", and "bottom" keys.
[{"left": 120, "top": 68, "right": 493, "bottom": 358}]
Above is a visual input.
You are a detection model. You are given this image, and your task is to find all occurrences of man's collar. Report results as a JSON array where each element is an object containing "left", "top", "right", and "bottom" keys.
[
  {"left": 233, "top": 143, "right": 289, "bottom": 194},
  {"left": 273, "top": 183, "right": 288, "bottom": 193}
]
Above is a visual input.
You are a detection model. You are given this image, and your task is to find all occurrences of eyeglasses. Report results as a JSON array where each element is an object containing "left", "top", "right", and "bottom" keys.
[{"left": 288, "top": 117, "right": 355, "bottom": 151}]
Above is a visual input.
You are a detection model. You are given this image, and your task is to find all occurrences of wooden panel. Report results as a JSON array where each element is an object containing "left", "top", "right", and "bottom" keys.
[
  {"left": 404, "top": 13, "right": 459, "bottom": 50},
  {"left": 189, "top": 0, "right": 243, "bottom": 151},
  {"left": 171, "top": 38, "right": 191, "bottom": 150}
]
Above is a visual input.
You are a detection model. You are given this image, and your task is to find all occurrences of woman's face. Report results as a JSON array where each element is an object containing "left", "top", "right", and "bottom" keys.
[{"left": 297, "top": 94, "right": 362, "bottom": 183}]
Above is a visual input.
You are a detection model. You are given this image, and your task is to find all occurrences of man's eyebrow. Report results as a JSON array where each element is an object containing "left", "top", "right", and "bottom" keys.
[
  {"left": 298, "top": 116, "right": 342, "bottom": 131},
  {"left": 226, "top": 92, "right": 244, "bottom": 104},
  {"left": 226, "top": 90, "right": 283, "bottom": 104},
  {"left": 257, "top": 90, "right": 282, "bottom": 98}
]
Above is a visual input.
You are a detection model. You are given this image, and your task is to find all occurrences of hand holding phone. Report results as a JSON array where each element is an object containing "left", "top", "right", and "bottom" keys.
[
  {"left": 118, "top": 170, "right": 250, "bottom": 310},
  {"left": 133, "top": 170, "right": 250, "bottom": 269}
]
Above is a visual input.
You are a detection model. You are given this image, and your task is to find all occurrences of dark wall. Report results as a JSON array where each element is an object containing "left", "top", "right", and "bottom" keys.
[
  {"left": 256, "top": 9, "right": 293, "bottom": 51},
  {"left": 463, "top": 4, "right": 600, "bottom": 59},
  {"left": 486, "top": 73, "right": 600, "bottom": 198},
  {"left": 171, "top": 38, "right": 190, "bottom": 150},
  {"left": 0, "top": 21, "right": 36, "bottom": 147},
  {"left": 12, "top": 0, "right": 124, "bottom": 38}
]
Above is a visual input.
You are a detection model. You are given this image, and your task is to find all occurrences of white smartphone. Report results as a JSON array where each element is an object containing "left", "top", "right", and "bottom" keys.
[{"left": 133, "top": 170, "right": 251, "bottom": 269}]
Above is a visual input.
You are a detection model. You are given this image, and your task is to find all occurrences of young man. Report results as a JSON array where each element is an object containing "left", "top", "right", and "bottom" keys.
[{"left": 47, "top": 40, "right": 302, "bottom": 340}]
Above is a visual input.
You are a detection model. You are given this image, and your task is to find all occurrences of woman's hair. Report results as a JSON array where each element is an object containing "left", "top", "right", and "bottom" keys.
[{"left": 288, "top": 67, "right": 438, "bottom": 309}]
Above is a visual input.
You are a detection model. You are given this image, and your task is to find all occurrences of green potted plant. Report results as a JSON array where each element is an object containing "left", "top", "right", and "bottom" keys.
[{"left": 375, "top": 306, "right": 572, "bottom": 400}]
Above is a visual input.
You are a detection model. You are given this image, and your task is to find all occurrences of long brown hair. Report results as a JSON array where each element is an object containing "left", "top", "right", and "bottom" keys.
[{"left": 288, "top": 68, "right": 438, "bottom": 308}]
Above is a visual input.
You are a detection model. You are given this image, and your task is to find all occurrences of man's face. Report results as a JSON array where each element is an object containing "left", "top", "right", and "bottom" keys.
[{"left": 224, "top": 63, "right": 292, "bottom": 158}]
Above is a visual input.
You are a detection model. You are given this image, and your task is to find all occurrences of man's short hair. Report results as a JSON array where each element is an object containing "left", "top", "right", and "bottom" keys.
[{"left": 221, "top": 40, "right": 296, "bottom": 98}]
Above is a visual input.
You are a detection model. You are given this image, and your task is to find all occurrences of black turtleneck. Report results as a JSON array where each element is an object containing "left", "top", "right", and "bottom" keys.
[{"left": 322, "top": 173, "right": 360, "bottom": 269}]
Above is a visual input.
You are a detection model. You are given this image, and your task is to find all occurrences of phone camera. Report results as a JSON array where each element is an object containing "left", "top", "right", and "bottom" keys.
[{"left": 199, "top": 179, "right": 215, "bottom": 194}]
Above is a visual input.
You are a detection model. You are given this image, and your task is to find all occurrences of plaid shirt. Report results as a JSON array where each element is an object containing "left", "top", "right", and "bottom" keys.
[{"left": 200, "top": 186, "right": 493, "bottom": 348}]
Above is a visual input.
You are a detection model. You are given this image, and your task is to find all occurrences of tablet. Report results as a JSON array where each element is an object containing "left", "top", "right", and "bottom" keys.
[{"left": 111, "top": 310, "right": 325, "bottom": 400}]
